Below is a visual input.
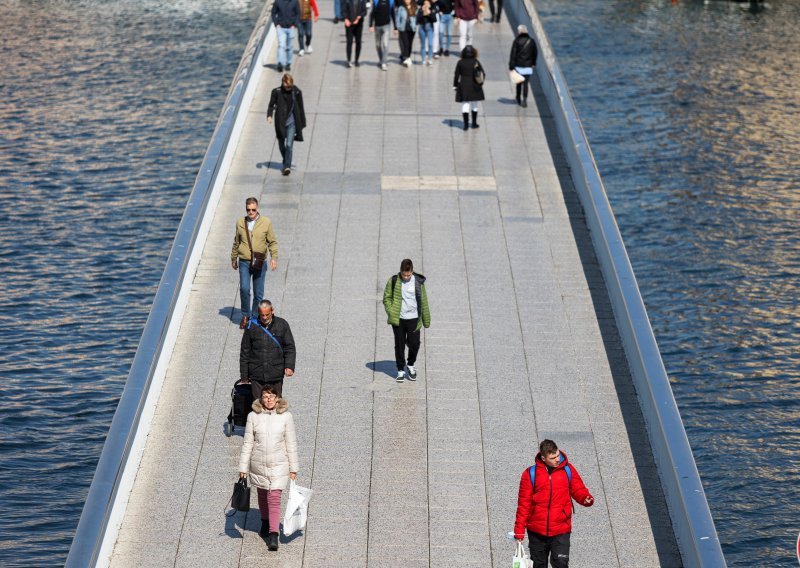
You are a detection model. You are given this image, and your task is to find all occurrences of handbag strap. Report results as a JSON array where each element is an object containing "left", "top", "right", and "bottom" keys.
[{"left": 244, "top": 216, "right": 256, "bottom": 259}]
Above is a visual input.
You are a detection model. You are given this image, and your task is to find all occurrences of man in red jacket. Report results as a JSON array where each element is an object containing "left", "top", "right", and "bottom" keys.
[{"left": 514, "top": 439, "right": 594, "bottom": 568}]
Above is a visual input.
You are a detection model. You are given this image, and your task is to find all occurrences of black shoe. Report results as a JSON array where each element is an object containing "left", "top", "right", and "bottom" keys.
[
  {"left": 462, "top": 112, "right": 469, "bottom": 131},
  {"left": 521, "top": 99, "right": 528, "bottom": 108},
  {"left": 444, "top": 49, "right": 450, "bottom": 56},
  {"left": 259, "top": 520, "right": 269, "bottom": 540},
  {"left": 285, "top": 64, "right": 291, "bottom": 71},
  {"left": 267, "top": 532, "right": 279, "bottom": 551},
  {"left": 282, "top": 167, "right": 291, "bottom": 176},
  {"left": 276, "top": 63, "right": 284, "bottom": 72},
  {"left": 354, "top": 61, "right": 360, "bottom": 67},
  {"left": 471, "top": 110, "right": 479, "bottom": 128},
  {"left": 333, "top": 17, "right": 339, "bottom": 23},
  {"left": 515, "top": 97, "right": 521, "bottom": 106}
]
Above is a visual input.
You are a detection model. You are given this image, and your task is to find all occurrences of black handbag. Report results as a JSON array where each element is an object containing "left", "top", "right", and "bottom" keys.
[{"left": 226, "top": 477, "right": 251, "bottom": 516}]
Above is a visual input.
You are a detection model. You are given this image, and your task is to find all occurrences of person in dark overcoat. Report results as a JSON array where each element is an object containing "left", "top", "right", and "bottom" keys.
[
  {"left": 267, "top": 73, "right": 307, "bottom": 175},
  {"left": 453, "top": 45, "right": 484, "bottom": 130}
]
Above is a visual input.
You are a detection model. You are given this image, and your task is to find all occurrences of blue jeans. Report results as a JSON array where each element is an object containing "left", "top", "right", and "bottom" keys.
[
  {"left": 439, "top": 13, "right": 453, "bottom": 52},
  {"left": 334, "top": 0, "right": 342, "bottom": 19},
  {"left": 239, "top": 260, "right": 267, "bottom": 319},
  {"left": 297, "top": 20, "right": 313, "bottom": 50},
  {"left": 279, "top": 122, "right": 296, "bottom": 170},
  {"left": 277, "top": 27, "right": 295, "bottom": 66},
  {"left": 418, "top": 23, "right": 434, "bottom": 60}
]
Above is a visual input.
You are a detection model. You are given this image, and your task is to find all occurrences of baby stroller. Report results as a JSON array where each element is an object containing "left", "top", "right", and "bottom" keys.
[{"left": 226, "top": 378, "right": 254, "bottom": 437}]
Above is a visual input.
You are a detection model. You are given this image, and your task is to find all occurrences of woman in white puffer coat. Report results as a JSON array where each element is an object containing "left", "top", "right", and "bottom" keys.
[{"left": 238, "top": 387, "right": 299, "bottom": 551}]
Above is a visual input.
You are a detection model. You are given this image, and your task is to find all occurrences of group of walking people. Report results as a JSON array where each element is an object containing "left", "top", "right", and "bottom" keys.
[
  {"left": 236, "top": 8, "right": 587, "bottom": 567},
  {"left": 230, "top": 200, "right": 432, "bottom": 551},
  {"left": 270, "top": 0, "right": 518, "bottom": 70}
]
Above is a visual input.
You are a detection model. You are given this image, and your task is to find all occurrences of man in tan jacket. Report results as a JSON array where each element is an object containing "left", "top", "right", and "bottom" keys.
[{"left": 231, "top": 197, "right": 279, "bottom": 328}]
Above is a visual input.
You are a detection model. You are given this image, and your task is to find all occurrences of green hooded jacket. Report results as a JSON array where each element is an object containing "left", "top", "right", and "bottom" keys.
[{"left": 382, "top": 273, "right": 431, "bottom": 331}]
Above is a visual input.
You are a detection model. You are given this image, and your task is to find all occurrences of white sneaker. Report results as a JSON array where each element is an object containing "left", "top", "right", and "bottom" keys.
[
  {"left": 426, "top": 59, "right": 432, "bottom": 66},
  {"left": 403, "top": 58, "right": 412, "bottom": 67},
  {"left": 306, "top": 45, "right": 313, "bottom": 54},
  {"left": 396, "top": 371, "right": 405, "bottom": 383},
  {"left": 298, "top": 49, "right": 305, "bottom": 56},
  {"left": 406, "top": 366, "right": 417, "bottom": 380},
  {"left": 381, "top": 63, "right": 387, "bottom": 71}
]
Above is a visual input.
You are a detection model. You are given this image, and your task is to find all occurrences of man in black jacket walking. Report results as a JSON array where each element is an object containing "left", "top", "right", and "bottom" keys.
[
  {"left": 268, "top": 74, "right": 307, "bottom": 175},
  {"left": 240, "top": 300, "right": 296, "bottom": 398}
]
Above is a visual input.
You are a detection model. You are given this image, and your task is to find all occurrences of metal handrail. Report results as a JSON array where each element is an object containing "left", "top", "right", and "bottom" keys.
[
  {"left": 504, "top": 1, "right": 726, "bottom": 566},
  {"left": 65, "top": 3, "right": 273, "bottom": 566}
]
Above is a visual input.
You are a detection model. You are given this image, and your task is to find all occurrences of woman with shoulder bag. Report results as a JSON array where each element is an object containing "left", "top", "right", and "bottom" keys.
[
  {"left": 238, "top": 387, "right": 299, "bottom": 552},
  {"left": 508, "top": 24, "right": 537, "bottom": 107},
  {"left": 453, "top": 45, "right": 485, "bottom": 130}
]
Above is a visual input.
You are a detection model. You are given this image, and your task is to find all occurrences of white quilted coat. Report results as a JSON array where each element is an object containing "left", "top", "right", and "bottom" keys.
[{"left": 238, "top": 398, "right": 299, "bottom": 490}]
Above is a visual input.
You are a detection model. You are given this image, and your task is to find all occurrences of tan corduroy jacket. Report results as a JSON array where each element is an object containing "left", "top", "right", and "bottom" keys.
[{"left": 231, "top": 215, "right": 279, "bottom": 262}]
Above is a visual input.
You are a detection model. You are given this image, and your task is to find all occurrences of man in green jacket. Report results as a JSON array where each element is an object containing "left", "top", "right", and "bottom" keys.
[
  {"left": 231, "top": 197, "right": 279, "bottom": 328},
  {"left": 382, "top": 259, "right": 431, "bottom": 382}
]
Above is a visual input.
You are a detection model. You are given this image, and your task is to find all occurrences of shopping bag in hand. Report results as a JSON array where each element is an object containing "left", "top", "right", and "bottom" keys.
[
  {"left": 512, "top": 540, "right": 533, "bottom": 568},
  {"left": 282, "top": 480, "right": 313, "bottom": 535}
]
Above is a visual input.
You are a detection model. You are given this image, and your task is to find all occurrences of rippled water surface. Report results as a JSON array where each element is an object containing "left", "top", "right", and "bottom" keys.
[
  {"left": 536, "top": 0, "right": 800, "bottom": 565},
  {"left": 0, "top": 0, "right": 262, "bottom": 565}
]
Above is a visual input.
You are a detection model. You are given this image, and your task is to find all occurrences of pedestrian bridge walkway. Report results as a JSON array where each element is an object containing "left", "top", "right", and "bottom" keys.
[{"left": 108, "top": 5, "right": 682, "bottom": 567}]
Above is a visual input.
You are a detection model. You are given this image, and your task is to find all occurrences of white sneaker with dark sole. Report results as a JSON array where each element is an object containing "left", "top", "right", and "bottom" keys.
[
  {"left": 396, "top": 371, "right": 405, "bottom": 383},
  {"left": 406, "top": 366, "right": 417, "bottom": 380}
]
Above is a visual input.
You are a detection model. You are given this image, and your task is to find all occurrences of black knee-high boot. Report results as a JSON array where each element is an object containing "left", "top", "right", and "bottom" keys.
[
  {"left": 515, "top": 83, "right": 522, "bottom": 104},
  {"left": 462, "top": 112, "right": 469, "bottom": 130},
  {"left": 471, "top": 110, "right": 479, "bottom": 128}
]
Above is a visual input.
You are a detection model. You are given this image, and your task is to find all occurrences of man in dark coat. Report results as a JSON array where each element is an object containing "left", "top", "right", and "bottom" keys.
[
  {"left": 240, "top": 300, "right": 296, "bottom": 398},
  {"left": 267, "top": 73, "right": 307, "bottom": 176}
]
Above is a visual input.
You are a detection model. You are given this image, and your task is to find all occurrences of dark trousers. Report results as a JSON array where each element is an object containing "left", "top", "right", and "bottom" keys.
[
  {"left": 277, "top": 122, "right": 296, "bottom": 170},
  {"left": 488, "top": 0, "right": 503, "bottom": 19},
  {"left": 392, "top": 317, "right": 420, "bottom": 371},
  {"left": 251, "top": 379, "right": 283, "bottom": 400},
  {"left": 345, "top": 21, "right": 364, "bottom": 62},
  {"left": 516, "top": 75, "right": 531, "bottom": 101},
  {"left": 528, "top": 531, "right": 570, "bottom": 568},
  {"left": 398, "top": 30, "right": 415, "bottom": 60}
]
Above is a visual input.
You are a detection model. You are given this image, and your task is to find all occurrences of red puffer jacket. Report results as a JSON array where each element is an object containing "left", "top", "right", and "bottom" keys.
[{"left": 514, "top": 451, "right": 593, "bottom": 537}]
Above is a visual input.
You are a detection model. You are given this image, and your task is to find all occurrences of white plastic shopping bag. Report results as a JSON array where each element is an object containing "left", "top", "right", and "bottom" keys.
[
  {"left": 282, "top": 480, "right": 313, "bottom": 535},
  {"left": 512, "top": 540, "right": 533, "bottom": 568}
]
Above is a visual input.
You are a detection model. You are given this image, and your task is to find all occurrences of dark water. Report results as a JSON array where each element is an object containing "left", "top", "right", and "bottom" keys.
[
  {"left": 0, "top": 0, "right": 262, "bottom": 565},
  {"left": 536, "top": 0, "right": 800, "bottom": 565}
]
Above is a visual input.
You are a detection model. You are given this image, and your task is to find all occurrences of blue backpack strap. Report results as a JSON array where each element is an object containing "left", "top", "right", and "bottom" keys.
[
  {"left": 251, "top": 320, "right": 284, "bottom": 353},
  {"left": 558, "top": 453, "right": 572, "bottom": 483}
]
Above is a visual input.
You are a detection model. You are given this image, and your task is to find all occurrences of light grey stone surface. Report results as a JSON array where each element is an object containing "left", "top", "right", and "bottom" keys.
[{"left": 109, "top": 5, "right": 680, "bottom": 567}]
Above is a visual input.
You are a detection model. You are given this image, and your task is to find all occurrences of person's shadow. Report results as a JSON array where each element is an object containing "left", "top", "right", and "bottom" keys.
[
  {"left": 442, "top": 118, "right": 466, "bottom": 129},
  {"left": 497, "top": 97, "right": 519, "bottom": 105},
  {"left": 366, "top": 360, "right": 396, "bottom": 378},
  {"left": 219, "top": 306, "right": 239, "bottom": 324}
]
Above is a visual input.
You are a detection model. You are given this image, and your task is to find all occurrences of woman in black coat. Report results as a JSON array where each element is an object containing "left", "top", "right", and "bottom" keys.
[
  {"left": 267, "top": 74, "right": 307, "bottom": 175},
  {"left": 453, "top": 45, "right": 485, "bottom": 130}
]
